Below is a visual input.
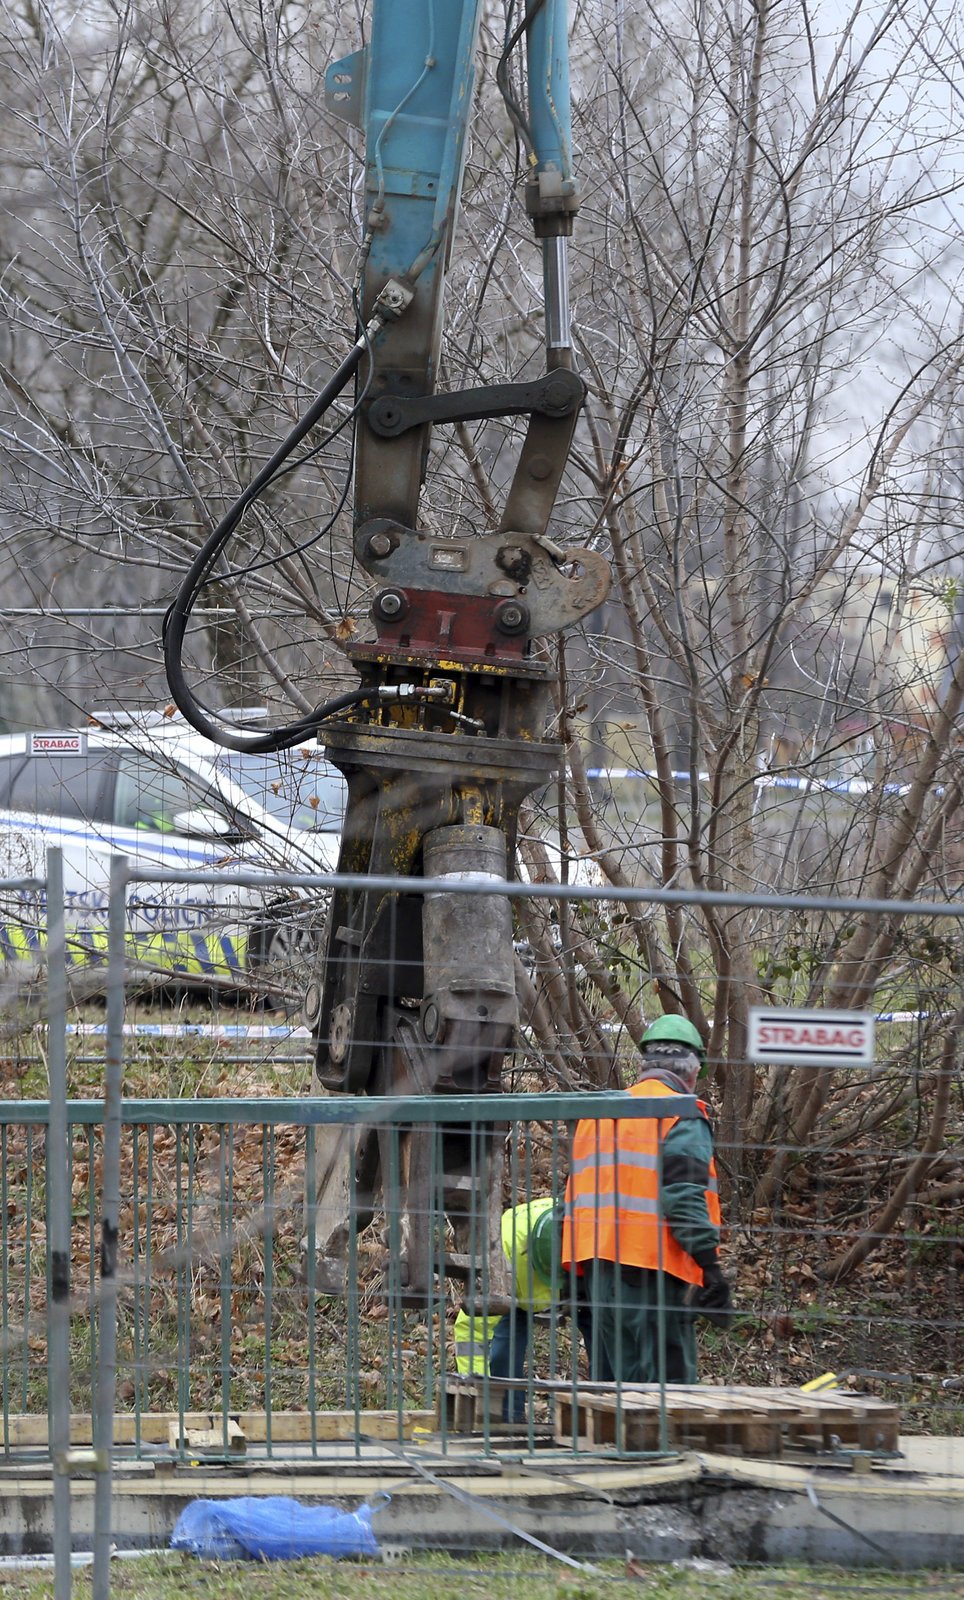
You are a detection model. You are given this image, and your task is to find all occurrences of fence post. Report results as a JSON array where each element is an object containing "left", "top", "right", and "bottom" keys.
[
  {"left": 45, "top": 847, "right": 72, "bottom": 1600},
  {"left": 92, "top": 855, "right": 127, "bottom": 1600}
]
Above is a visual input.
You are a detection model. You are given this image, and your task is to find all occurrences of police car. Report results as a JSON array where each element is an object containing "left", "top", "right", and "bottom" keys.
[{"left": 0, "top": 713, "right": 347, "bottom": 1006}]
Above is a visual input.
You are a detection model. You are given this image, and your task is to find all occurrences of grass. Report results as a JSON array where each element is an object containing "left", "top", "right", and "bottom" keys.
[
  {"left": 0, "top": 994, "right": 314, "bottom": 1103},
  {"left": 2, "top": 1552, "right": 963, "bottom": 1600}
]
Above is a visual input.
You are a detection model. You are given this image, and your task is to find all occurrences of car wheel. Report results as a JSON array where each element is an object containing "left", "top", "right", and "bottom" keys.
[{"left": 251, "top": 903, "right": 327, "bottom": 1015}]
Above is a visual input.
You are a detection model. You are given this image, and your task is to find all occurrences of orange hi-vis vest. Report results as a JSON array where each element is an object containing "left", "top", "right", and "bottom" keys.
[{"left": 561, "top": 1077, "right": 721, "bottom": 1287}]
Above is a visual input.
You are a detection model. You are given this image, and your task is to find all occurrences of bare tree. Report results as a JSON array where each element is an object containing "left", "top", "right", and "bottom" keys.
[
  {"left": 529, "top": 0, "right": 964, "bottom": 1226},
  {"left": 0, "top": 0, "right": 961, "bottom": 1262},
  {"left": 0, "top": 0, "right": 366, "bottom": 726}
]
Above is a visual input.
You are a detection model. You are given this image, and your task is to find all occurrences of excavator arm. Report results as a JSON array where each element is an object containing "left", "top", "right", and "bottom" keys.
[
  {"left": 304, "top": 1, "right": 610, "bottom": 1304},
  {"left": 163, "top": 1, "right": 609, "bottom": 1304},
  {"left": 328, "top": 0, "right": 605, "bottom": 628}
]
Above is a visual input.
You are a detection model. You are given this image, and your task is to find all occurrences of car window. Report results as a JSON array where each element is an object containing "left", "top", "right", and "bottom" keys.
[
  {"left": 113, "top": 754, "right": 222, "bottom": 834},
  {"left": 5, "top": 751, "right": 115, "bottom": 821},
  {"left": 216, "top": 751, "right": 347, "bottom": 832}
]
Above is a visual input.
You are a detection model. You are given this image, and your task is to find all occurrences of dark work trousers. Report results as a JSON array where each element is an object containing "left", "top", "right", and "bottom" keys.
[
  {"left": 591, "top": 1260, "right": 697, "bottom": 1384},
  {"left": 575, "top": 1302, "right": 615, "bottom": 1381},
  {"left": 487, "top": 1303, "right": 615, "bottom": 1420},
  {"left": 487, "top": 1310, "right": 529, "bottom": 1421}
]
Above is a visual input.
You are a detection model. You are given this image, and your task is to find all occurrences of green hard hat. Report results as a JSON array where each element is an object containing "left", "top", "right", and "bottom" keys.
[
  {"left": 529, "top": 1203, "right": 563, "bottom": 1283},
  {"left": 641, "top": 1013, "right": 705, "bottom": 1058}
]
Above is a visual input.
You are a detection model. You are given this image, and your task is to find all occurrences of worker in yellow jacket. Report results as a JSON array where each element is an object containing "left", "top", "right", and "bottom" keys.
[
  {"left": 453, "top": 1196, "right": 611, "bottom": 1419},
  {"left": 452, "top": 1196, "right": 556, "bottom": 1413}
]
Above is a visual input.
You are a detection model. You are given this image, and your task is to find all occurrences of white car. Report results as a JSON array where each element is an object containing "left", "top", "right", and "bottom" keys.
[{"left": 0, "top": 712, "right": 346, "bottom": 1004}]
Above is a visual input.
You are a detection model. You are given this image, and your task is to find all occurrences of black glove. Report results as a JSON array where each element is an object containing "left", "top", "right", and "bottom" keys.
[{"left": 692, "top": 1261, "right": 734, "bottom": 1329}]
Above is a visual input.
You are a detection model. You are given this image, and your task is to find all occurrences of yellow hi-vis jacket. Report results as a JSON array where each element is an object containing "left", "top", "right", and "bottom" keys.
[
  {"left": 452, "top": 1196, "right": 557, "bottom": 1375},
  {"left": 451, "top": 1306, "right": 502, "bottom": 1376}
]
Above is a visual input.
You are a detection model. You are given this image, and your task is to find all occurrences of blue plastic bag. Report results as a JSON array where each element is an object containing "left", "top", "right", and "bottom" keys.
[{"left": 170, "top": 1494, "right": 385, "bottom": 1561}]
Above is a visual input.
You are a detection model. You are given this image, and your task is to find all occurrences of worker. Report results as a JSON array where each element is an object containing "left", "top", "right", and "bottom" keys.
[
  {"left": 561, "top": 1014, "right": 732, "bottom": 1385},
  {"left": 452, "top": 1195, "right": 612, "bottom": 1419},
  {"left": 452, "top": 1195, "right": 556, "bottom": 1420}
]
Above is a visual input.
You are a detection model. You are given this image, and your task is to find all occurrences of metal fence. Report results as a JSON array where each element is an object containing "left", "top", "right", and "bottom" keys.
[
  {"left": 0, "top": 850, "right": 962, "bottom": 1591},
  {"left": 1, "top": 1090, "right": 704, "bottom": 1457}
]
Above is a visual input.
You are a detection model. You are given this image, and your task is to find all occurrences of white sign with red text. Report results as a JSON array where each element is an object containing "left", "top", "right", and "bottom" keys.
[
  {"left": 748, "top": 1007, "right": 875, "bottom": 1066},
  {"left": 29, "top": 732, "right": 87, "bottom": 756}
]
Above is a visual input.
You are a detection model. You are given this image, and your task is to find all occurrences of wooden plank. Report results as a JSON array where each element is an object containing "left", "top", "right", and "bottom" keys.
[
  {"left": 561, "top": 1394, "right": 660, "bottom": 1453},
  {"left": 732, "top": 1386, "right": 898, "bottom": 1420},
  {"left": 2, "top": 1409, "right": 434, "bottom": 1449},
  {"left": 226, "top": 1410, "right": 435, "bottom": 1443},
  {"left": 3, "top": 1414, "right": 173, "bottom": 1448},
  {"left": 553, "top": 1396, "right": 591, "bottom": 1447},
  {"left": 614, "top": 1401, "right": 662, "bottom": 1454},
  {"left": 451, "top": 1390, "right": 476, "bottom": 1432},
  {"left": 437, "top": 1379, "right": 516, "bottom": 1434}
]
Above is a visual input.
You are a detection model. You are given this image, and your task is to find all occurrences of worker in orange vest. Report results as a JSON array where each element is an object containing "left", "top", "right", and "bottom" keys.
[{"left": 561, "top": 1015, "right": 732, "bottom": 1384}]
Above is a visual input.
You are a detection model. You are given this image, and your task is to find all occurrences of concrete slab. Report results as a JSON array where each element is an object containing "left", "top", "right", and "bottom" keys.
[
  {"left": 0, "top": 1436, "right": 961, "bottom": 1567},
  {"left": 898, "top": 1436, "right": 963, "bottom": 1475}
]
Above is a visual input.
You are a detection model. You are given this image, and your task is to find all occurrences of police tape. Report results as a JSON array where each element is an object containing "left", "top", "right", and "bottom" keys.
[
  {"left": 587, "top": 767, "right": 946, "bottom": 799},
  {"left": 65, "top": 1023, "right": 312, "bottom": 1040}
]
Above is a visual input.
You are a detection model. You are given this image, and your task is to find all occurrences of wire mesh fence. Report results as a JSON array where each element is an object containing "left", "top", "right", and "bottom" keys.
[
  {"left": 1, "top": 1092, "right": 960, "bottom": 1459},
  {"left": 0, "top": 1092, "right": 704, "bottom": 1458},
  {"left": 0, "top": 851, "right": 961, "bottom": 1590}
]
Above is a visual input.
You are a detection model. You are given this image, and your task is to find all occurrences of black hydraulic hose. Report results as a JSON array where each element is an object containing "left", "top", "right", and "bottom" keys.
[
  {"left": 163, "top": 326, "right": 375, "bottom": 754},
  {"left": 496, "top": 0, "right": 549, "bottom": 157}
]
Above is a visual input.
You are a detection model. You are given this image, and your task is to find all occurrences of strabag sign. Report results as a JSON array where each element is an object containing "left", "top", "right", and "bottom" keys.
[
  {"left": 30, "top": 732, "right": 87, "bottom": 756},
  {"left": 748, "top": 1007, "right": 875, "bottom": 1066}
]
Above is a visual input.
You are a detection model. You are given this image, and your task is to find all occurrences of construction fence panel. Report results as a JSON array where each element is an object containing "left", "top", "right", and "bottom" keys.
[
  {"left": 1, "top": 1090, "right": 708, "bottom": 1463},
  {"left": 0, "top": 855, "right": 960, "bottom": 1475}
]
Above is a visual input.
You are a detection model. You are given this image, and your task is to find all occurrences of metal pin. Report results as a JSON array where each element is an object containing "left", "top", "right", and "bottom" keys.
[{"left": 543, "top": 236, "right": 571, "bottom": 351}]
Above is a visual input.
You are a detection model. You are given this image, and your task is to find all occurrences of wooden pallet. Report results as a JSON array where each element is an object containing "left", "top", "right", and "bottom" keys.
[
  {"left": 554, "top": 1383, "right": 900, "bottom": 1457},
  {"left": 438, "top": 1377, "right": 535, "bottom": 1433}
]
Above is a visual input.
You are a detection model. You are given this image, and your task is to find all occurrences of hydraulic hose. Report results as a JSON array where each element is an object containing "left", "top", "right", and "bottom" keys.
[{"left": 163, "top": 321, "right": 380, "bottom": 754}]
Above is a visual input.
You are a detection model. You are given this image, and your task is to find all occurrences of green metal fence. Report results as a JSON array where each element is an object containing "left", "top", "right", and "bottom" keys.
[{"left": 0, "top": 1090, "right": 700, "bottom": 1464}]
